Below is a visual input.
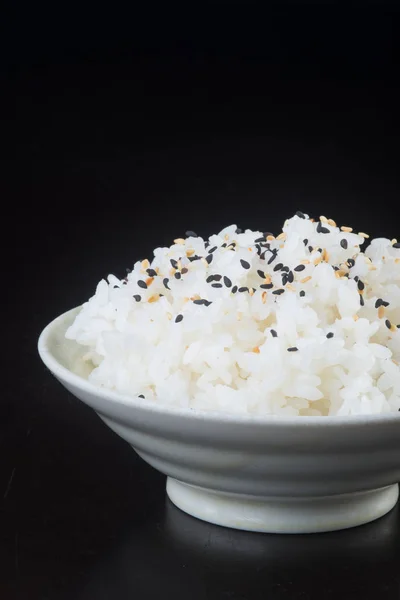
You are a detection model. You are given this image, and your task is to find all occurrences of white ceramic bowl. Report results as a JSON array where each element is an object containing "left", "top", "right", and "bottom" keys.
[{"left": 38, "top": 307, "right": 400, "bottom": 534}]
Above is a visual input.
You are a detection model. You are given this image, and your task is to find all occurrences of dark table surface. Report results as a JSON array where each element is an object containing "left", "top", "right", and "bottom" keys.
[{"left": 4, "top": 6, "right": 400, "bottom": 598}]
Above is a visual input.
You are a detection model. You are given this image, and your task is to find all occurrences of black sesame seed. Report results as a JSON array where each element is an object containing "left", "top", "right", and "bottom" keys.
[
  {"left": 238, "top": 287, "right": 248, "bottom": 293},
  {"left": 267, "top": 253, "right": 277, "bottom": 265},
  {"left": 287, "top": 347, "right": 298, "bottom": 352},
  {"left": 288, "top": 271, "right": 294, "bottom": 283},
  {"left": 163, "top": 278, "right": 170, "bottom": 290},
  {"left": 138, "top": 394, "right": 145, "bottom": 399},
  {"left": 360, "top": 295, "right": 365, "bottom": 306},
  {"left": 126, "top": 268, "right": 132, "bottom": 273},
  {"left": 211, "top": 283, "right": 223, "bottom": 288},
  {"left": 206, "top": 254, "right": 213, "bottom": 265},
  {"left": 354, "top": 276, "right": 359, "bottom": 282},
  {"left": 303, "top": 238, "right": 309, "bottom": 246},
  {"left": 181, "top": 267, "right": 189, "bottom": 274},
  {"left": 270, "top": 329, "right": 278, "bottom": 337},
  {"left": 347, "top": 258, "right": 355, "bottom": 267},
  {"left": 146, "top": 268, "right": 157, "bottom": 277},
  {"left": 170, "top": 259, "right": 178, "bottom": 268},
  {"left": 296, "top": 211, "right": 306, "bottom": 219},
  {"left": 193, "top": 299, "right": 205, "bottom": 305},
  {"left": 257, "top": 269, "right": 266, "bottom": 278},
  {"left": 294, "top": 264, "right": 306, "bottom": 272},
  {"left": 260, "top": 252, "right": 266, "bottom": 260},
  {"left": 385, "top": 319, "right": 392, "bottom": 330},
  {"left": 185, "top": 230, "right": 198, "bottom": 238},
  {"left": 240, "top": 259, "right": 251, "bottom": 269},
  {"left": 326, "top": 332, "right": 334, "bottom": 339},
  {"left": 282, "top": 274, "right": 288, "bottom": 286},
  {"left": 213, "top": 274, "right": 222, "bottom": 281},
  {"left": 281, "top": 266, "right": 290, "bottom": 273},
  {"left": 382, "top": 300, "right": 390, "bottom": 307},
  {"left": 357, "top": 280, "right": 365, "bottom": 291},
  {"left": 224, "top": 276, "right": 232, "bottom": 287},
  {"left": 206, "top": 275, "right": 215, "bottom": 283},
  {"left": 204, "top": 300, "right": 212, "bottom": 307},
  {"left": 256, "top": 245, "right": 262, "bottom": 257},
  {"left": 255, "top": 236, "right": 266, "bottom": 243},
  {"left": 208, "top": 246, "right": 218, "bottom": 254},
  {"left": 235, "top": 228, "right": 243, "bottom": 234},
  {"left": 260, "top": 283, "right": 273, "bottom": 289},
  {"left": 272, "top": 288, "right": 285, "bottom": 295},
  {"left": 175, "top": 314, "right": 184, "bottom": 323},
  {"left": 263, "top": 232, "right": 274, "bottom": 238},
  {"left": 137, "top": 280, "right": 147, "bottom": 289},
  {"left": 308, "top": 246, "right": 313, "bottom": 253},
  {"left": 318, "top": 248, "right": 323, "bottom": 253},
  {"left": 375, "top": 299, "right": 383, "bottom": 308},
  {"left": 188, "top": 255, "right": 200, "bottom": 262},
  {"left": 221, "top": 243, "right": 227, "bottom": 248},
  {"left": 204, "top": 241, "right": 210, "bottom": 248},
  {"left": 133, "top": 294, "right": 141, "bottom": 302},
  {"left": 317, "top": 222, "right": 330, "bottom": 234},
  {"left": 231, "top": 285, "right": 238, "bottom": 294},
  {"left": 274, "top": 263, "right": 283, "bottom": 272},
  {"left": 397, "top": 324, "right": 400, "bottom": 329},
  {"left": 340, "top": 239, "right": 348, "bottom": 250},
  {"left": 393, "top": 242, "right": 400, "bottom": 249},
  {"left": 175, "top": 272, "right": 181, "bottom": 279},
  {"left": 299, "top": 290, "right": 306, "bottom": 297}
]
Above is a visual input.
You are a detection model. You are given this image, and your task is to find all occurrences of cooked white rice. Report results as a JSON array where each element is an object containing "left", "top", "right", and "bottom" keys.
[{"left": 66, "top": 212, "right": 400, "bottom": 416}]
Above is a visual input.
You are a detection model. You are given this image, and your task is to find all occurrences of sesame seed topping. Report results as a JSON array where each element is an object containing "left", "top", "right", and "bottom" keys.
[
  {"left": 357, "top": 280, "right": 365, "bottom": 291},
  {"left": 175, "top": 314, "right": 184, "bottom": 323},
  {"left": 224, "top": 276, "right": 232, "bottom": 287},
  {"left": 326, "top": 332, "right": 334, "bottom": 338},
  {"left": 185, "top": 230, "right": 198, "bottom": 238},
  {"left": 272, "top": 288, "right": 285, "bottom": 295},
  {"left": 133, "top": 294, "right": 141, "bottom": 302},
  {"left": 235, "top": 227, "right": 242, "bottom": 234},
  {"left": 320, "top": 215, "right": 328, "bottom": 223},
  {"left": 213, "top": 274, "right": 222, "bottom": 281},
  {"left": 170, "top": 258, "right": 178, "bottom": 268},
  {"left": 238, "top": 287, "right": 248, "bottom": 293},
  {"left": 231, "top": 285, "right": 238, "bottom": 294},
  {"left": 274, "top": 263, "right": 283, "bottom": 272},
  {"left": 317, "top": 222, "right": 330, "bottom": 234},
  {"left": 303, "top": 238, "right": 309, "bottom": 245},
  {"left": 308, "top": 246, "right": 313, "bottom": 253},
  {"left": 393, "top": 242, "right": 400, "bottom": 249},
  {"left": 340, "top": 239, "right": 348, "bottom": 249},
  {"left": 206, "top": 254, "right": 213, "bottom": 265},
  {"left": 260, "top": 283, "right": 273, "bottom": 289},
  {"left": 138, "top": 394, "right": 145, "bottom": 399},
  {"left": 328, "top": 219, "right": 336, "bottom": 227},
  {"left": 255, "top": 236, "right": 266, "bottom": 243},
  {"left": 163, "top": 278, "right": 170, "bottom": 290},
  {"left": 208, "top": 246, "right": 218, "bottom": 254},
  {"left": 146, "top": 277, "right": 154, "bottom": 286},
  {"left": 288, "top": 271, "right": 294, "bottom": 283},
  {"left": 360, "top": 295, "right": 365, "bottom": 306},
  {"left": 141, "top": 259, "right": 150, "bottom": 270},
  {"left": 299, "top": 290, "right": 306, "bottom": 297},
  {"left": 186, "top": 249, "right": 195, "bottom": 257},
  {"left": 211, "top": 283, "right": 223, "bottom": 288},
  {"left": 287, "top": 347, "right": 298, "bottom": 352},
  {"left": 347, "top": 258, "right": 355, "bottom": 267},
  {"left": 378, "top": 306, "right": 385, "bottom": 319},
  {"left": 174, "top": 238, "right": 185, "bottom": 245},
  {"left": 175, "top": 272, "right": 181, "bottom": 279},
  {"left": 240, "top": 259, "right": 251, "bottom": 269},
  {"left": 341, "top": 226, "right": 353, "bottom": 233},
  {"left": 257, "top": 269, "right": 266, "bottom": 278},
  {"left": 385, "top": 319, "right": 392, "bottom": 330},
  {"left": 181, "top": 267, "right": 189, "bottom": 275},
  {"left": 267, "top": 252, "right": 277, "bottom": 265},
  {"left": 358, "top": 232, "right": 370, "bottom": 239},
  {"left": 270, "top": 329, "right": 278, "bottom": 337},
  {"left": 148, "top": 295, "right": 159, "bottom": 303},
  {"left": 137, "top": 280, "right": 147, "bottom": 289},
  {"left": 206, "top": 275, "right": 214, "bottom": 283},
  {"left": 300, "top": 276, "right": 312, "bottom": 284},
  {"left": 294, "top": 264, "right": 306, "bottom": 272},
  {"left": 296, "top": 211, "right": 306, "bottom": 219}
]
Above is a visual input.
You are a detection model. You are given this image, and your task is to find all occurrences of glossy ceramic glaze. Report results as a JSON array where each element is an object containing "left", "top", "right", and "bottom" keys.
[{"left": 38, "top": 308, "right": 400, "bottom": 533}]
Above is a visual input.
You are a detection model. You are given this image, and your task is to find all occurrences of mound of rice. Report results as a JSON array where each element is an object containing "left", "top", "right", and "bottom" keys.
[{"left": 66, "top": 212, "right": 400, "bottom": 416}]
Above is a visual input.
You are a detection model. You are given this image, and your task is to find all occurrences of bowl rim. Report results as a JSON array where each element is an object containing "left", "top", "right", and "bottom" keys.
[{"left": 38, "top": 306, "right": 400, "bottom": 428}]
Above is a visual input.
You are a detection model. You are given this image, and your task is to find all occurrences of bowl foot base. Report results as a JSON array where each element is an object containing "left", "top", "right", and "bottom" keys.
[{"left": 166, "top": 478, "right": 399, "bottom": 534}]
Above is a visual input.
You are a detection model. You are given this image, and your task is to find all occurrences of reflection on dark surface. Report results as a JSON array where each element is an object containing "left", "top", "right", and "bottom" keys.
[{"left": 71, "top": 496, "right": 400, "bottom": 600}]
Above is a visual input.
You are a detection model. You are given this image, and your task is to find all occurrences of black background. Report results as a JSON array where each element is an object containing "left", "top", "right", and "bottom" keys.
[{"left": 3, "top": 3, "right": 400, "bottom": 599}]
